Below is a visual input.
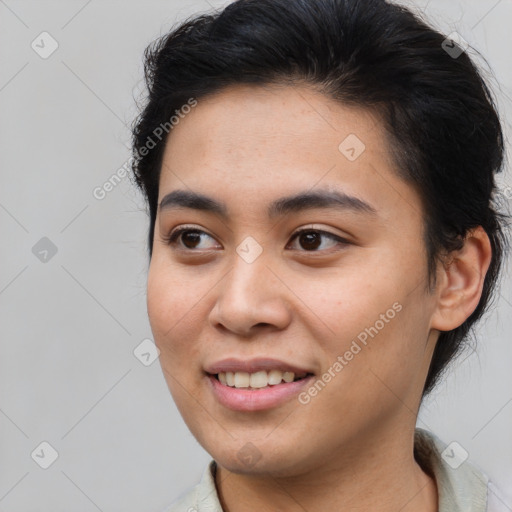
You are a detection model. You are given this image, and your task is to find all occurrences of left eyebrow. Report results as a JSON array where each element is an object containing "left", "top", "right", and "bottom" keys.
[
  {"left": 267, "top": 189, "right": 378, "bottom": 219},
  {"left": 158, "top": 188, "right": 378, "bottom": 219}
]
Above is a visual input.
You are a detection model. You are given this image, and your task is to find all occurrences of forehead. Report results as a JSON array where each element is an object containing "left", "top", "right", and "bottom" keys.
[
  {"left": 164, "top": 83, "right": 383, "bottom": 165},
  {"left": 158, "top": 83, "right": 423, "bottom": 226}
]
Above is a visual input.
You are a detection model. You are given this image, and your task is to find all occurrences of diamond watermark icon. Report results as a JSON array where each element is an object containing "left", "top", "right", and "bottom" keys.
[
  {"left": 338, "top": 134, "right": 366, "bottom": 161},
  {"left": 442, "top": 31, "right": 469, "bottom": 59},
  {"left": 31, "top": 31, "right": 59, "bottom": 59},
  {"left": 32, "top": 237, "right": 58, "bottom": 263},
  {"left": 31, "top": 441, "right": 59, "bottom": 469},
  {"left": 134, "top": 338, "right": 160, "bottom": 366},
  {"left": 441, "top": 441, "right": 469, "bottom": 469},
  {"left": 236, "top": 236, "right": 263, "bottom": 263},
  {"left": 237, "top": 442, "right": 262, "bottom": 468}
]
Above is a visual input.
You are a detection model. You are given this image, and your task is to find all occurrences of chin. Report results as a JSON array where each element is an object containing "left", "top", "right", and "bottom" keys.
[{"left": 204, "top": 436, "right": 315, "bottom": 478}]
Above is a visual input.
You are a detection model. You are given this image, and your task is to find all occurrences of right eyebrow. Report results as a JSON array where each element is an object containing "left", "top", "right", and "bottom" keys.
[{"left": 158, "top": 188, "right": 378, "bottom": 220}]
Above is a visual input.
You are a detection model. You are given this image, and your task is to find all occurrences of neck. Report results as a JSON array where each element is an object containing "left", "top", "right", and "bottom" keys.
[{"left": 215, "top": 425, "right": 438, "bottom": 512}]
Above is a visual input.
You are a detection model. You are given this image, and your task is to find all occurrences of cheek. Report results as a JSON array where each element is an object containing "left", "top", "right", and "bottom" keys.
[
  {"left": 291, "top": 262, "right": 431, "bottom": 389},
  {"left": 146, "top": 262, "right": 209, "bottom": 419},
  {"left": 290, "top": 264, "right": 399, "bottom": 344},
  {"left": 146, "top": 260, "right": 209, "bottom": 360}
]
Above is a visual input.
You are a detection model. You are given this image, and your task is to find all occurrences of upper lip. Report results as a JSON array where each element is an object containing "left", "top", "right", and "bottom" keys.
[{"left": 204, "top": 358, "right": 314, "bottom": 375}]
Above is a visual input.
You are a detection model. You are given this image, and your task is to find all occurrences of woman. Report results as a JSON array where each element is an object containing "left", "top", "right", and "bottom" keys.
[{"left": 130, "top": 0, "right": 510, "bottom": 510}]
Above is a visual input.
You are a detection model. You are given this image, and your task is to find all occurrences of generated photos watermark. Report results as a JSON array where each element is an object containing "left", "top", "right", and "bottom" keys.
[
  {"left": 298, "top": 301, "right": 403, "bottom": 405},
  {"left": 92, "top": 98, "right": 198, "bottom": 201}
]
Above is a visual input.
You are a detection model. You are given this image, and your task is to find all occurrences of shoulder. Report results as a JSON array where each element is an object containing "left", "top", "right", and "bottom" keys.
[
  {"left": 161, "top": 484, "right": 198, "bottom": 512},
  {"left": 161, "top": 460, "right": 224, "bottom": 512},
  {"left": 486, "top": 480, "right": 512, "bottom": 512},
  {"left": 414, "top": 428, "right": 511, "bottom": 512}
]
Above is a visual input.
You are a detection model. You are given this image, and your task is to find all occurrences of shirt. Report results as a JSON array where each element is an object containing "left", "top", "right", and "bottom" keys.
[{"left": 163, "top": 428, "right": 509, "bottom": 512}]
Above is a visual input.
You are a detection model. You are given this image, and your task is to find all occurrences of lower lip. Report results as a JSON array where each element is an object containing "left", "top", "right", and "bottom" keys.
[{"left": 206, "top": 374, "right": 315, "bottom": 411}]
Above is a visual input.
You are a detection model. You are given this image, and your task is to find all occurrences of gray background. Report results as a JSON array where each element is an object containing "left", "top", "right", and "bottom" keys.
[{"left": 0, "top": 0, "right": 511, "bottom": 510}]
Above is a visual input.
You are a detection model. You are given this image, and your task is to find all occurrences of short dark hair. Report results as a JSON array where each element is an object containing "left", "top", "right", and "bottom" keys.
[{"left": 130, "top": 0, "right": 509, "bottom": 397}]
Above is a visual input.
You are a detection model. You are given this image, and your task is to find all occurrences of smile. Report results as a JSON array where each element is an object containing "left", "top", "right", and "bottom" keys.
[
  {"left": 206, "top": 372, "right": 315, "bottom": 411},
  {"left": 214, "top": 370, "right": 311, "bottom": 389}
]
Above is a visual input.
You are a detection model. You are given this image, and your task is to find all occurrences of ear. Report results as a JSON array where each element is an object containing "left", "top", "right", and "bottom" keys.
[{"left": 430, "top": 226, "right": 492, "bottom": 332}]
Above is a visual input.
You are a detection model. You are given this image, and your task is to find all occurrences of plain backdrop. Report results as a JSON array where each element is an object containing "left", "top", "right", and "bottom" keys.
[{"left": 0, "top": 1, "right": 511, "bottom": 510}]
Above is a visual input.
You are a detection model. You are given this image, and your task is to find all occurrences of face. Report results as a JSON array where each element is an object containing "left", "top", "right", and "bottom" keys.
[{"left": 147, "top": 83, "right": 441, "bottom": 477}]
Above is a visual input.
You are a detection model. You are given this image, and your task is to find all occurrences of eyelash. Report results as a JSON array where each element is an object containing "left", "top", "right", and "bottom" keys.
[{"left": 163, "top": 225, "right": 349, "bottom": 253}]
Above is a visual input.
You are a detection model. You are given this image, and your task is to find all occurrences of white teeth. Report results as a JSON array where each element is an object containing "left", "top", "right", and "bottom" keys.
[
  {"left": 249, "top": 371, "right": 268, "bottom": 388},
  {"left": 216, "top": 370, "right": 308, "bottom": 389},
  {"left": 283, "top": 371, "right": 294, "bottom": 383},
  {"left": 268, "top": 369, "right": 284, "bottom": 385},
  {"left": 234, "top": 372, "right": 250, "bottom": 388}
]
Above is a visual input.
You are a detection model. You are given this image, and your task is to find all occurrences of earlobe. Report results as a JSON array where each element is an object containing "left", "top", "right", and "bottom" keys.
[{"left": 430, "top": 226, "right": 492, "bottom": 332}]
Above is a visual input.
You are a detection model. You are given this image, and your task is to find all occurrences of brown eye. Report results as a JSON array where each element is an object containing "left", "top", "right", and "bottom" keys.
[
  {"left": 166, "top": 227, "right": 219, "bottom": 250},
  {"left": 299, "top": 231, "right": 321, "bottom": 250},
  {"left": 288, "top": 229, "right": 348, "bottom": 252},
  {"left": 180, "top": 230, "right": 202, "bottom": 249}
]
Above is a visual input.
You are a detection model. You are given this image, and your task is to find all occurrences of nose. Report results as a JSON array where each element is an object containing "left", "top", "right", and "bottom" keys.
[{"left": 208, "top": 251, "right": 292, "bottom": 337}]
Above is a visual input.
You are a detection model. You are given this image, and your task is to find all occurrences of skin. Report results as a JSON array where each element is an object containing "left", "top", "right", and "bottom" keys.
[{"left": 146, "top": 83, "right": 491, "bottom": 512}]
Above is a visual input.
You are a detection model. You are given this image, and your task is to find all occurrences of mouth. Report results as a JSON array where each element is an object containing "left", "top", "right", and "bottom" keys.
[
  {"left": 203, "top": 358, "right": 316, "bottom": 410},
  {"left": 207, "top": 370, "right": 315, "bottom": 390},
  {"left": 206, "top": 370, "right": 315, "bottom": 411}
]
